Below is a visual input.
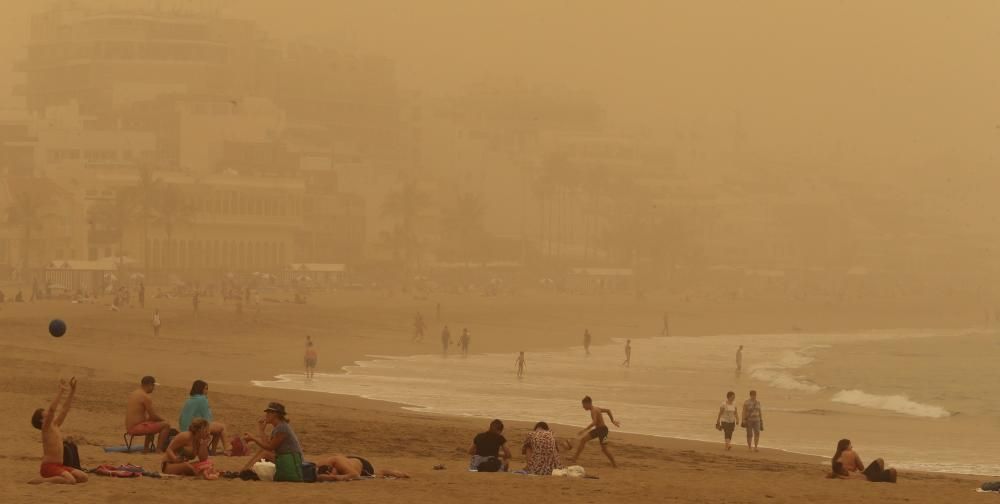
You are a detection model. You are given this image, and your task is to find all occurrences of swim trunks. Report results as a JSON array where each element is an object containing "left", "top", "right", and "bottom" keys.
[
  {"left": 589, "top": 425, "right": 610, "bottom": 444},
  {"left": 40, "top": 462, "right": 71, "bottom": 478},
  {"left": 128, "top": 421, "right": 162, "bottom": 435},
  {"left": 348, "top": 456, "right": 375, "bottom": 477}
]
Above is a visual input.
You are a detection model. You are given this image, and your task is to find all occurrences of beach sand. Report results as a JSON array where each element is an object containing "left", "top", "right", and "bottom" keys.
[{"left": 0, "top": 292, "right": 986, "bottom": 503}]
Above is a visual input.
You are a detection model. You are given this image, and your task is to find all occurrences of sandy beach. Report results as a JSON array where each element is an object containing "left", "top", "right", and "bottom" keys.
[{"left": 0, "top": 291, "right": 990, "bottom": 503}]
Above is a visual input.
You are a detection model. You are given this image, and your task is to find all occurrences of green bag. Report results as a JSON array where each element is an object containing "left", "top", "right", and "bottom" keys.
[{"left": 274, "top": 452, "right": 304, "bottom": 482}]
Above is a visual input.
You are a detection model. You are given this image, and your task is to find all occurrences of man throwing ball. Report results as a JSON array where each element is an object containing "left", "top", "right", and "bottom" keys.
[
  {"left": 568, "top": 395, "right": 621, "bottom": 468},
  {"left": 30, "top": 378, "right": 88, "bottom": 484}
]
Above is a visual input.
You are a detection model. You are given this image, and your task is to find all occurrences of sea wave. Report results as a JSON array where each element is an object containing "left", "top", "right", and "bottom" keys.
[
  {"left": 830, "top": 389, "right": 952, "bottom": 419},
  {"left": 749, "top": 346, "right": 828, "bottom": 392},
  {"left": 750, "top": 369, "right": 823, "bottom": 392}
]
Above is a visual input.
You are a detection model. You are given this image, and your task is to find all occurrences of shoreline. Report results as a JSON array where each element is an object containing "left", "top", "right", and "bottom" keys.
[{"left": 246, "top": 327, "right": 999, "bottom": 478}]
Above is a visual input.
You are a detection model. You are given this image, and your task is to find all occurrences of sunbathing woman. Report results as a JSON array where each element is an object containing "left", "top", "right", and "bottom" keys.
[
  {"left": 830, "top": 438, "right": 897, "bottom": 483},
  {"left": 315, "top": 454, "right": 410, "bottom": 481},
  {"left": 161, "top": 417, "right": 219, "bottom": 479}
]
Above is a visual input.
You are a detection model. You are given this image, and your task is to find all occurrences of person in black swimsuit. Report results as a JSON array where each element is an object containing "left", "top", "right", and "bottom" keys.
[
  {"left": 315, "top": 454, "right": 410, "bottom": 481},
  {"left": 568, "top": 396, "right": 621, "bottom": 468}
]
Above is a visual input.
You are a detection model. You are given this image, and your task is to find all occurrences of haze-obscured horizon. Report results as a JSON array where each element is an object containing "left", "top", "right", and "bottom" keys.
[{"left": 2, "top": 0, "right": 999, "bottom": 299}]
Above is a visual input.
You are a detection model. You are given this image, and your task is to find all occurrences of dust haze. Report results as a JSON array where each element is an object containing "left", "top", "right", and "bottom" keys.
[
  {"left": 2, "top": 0, "right": 998, "bottom": 303},
  {"left": 3, "top": 0, "right": 1000, "bottom": 497}
]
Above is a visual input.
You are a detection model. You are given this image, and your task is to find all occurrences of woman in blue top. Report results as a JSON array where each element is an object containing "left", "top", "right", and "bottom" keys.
[{"left": 179, "top": 380, "right": 228, "bottom": 455}]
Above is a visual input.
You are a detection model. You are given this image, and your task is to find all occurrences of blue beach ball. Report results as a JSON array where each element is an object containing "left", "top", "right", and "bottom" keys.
[{"left": 49, "top": 319, "right": 67, "bottom": 338}]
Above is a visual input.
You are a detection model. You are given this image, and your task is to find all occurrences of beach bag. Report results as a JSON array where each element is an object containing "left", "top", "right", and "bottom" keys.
[
  {"left": 253, "top": 460, "right": 276, "bottom": 481},
  {"left": 301, "top": 462, "right": 317, "bottom": 483},
  {"left": 552, "top": 466, "right": 586, "bottom": 478},
  {"left": 230, "top": 435, "right": 248, "bottom": 456},
  {"left": 62, "top": 441, "right": 82, "bottom": 470},
  {"left": 476, "top": 457, "right": 502, "bottom": 473}
]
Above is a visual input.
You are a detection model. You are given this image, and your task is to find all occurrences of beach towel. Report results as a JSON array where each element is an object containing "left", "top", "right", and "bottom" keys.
[
  {"left": 92, "top": 464, "right": 143, "bottom": 478},
  {"left": 103, "top": 445, "right": 148, "bottom": 453}
]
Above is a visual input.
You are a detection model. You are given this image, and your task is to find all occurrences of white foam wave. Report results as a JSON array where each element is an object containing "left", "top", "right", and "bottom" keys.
[
  {"left": 750, "top": 369, "right": 822, "bottom": 392},
  {"left": 831, "top": 390, "right": 951, "bottom": 419}
]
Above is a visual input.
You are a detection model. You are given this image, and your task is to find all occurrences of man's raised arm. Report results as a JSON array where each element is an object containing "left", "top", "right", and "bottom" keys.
[
  {"left": 54, "top": 377, "right": 77, "bottom": 427},
  {"left": 43, "top": 380, "right": 67, "bottom": 431}
]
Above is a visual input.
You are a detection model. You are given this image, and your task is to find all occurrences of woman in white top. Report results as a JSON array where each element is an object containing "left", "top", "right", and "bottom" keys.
[{"left": 715, "top": 391, "right": 740, "bottom": 450}]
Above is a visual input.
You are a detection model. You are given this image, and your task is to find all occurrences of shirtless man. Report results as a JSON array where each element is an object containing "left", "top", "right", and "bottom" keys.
[
  {"left": 29, "top": 378, "right": 88, "bottom": 484},
  {"left": 622, "top": 339, "right": 632, "bottom": 367},
  {"left": 125, "top": 375, "right": 171, "bottom": 452},
  {"left": 315, "top": 454, "right": 410, "bottom": 481},
  {"left": 569, "top": 395, "right": 621, "bottom": 467}
]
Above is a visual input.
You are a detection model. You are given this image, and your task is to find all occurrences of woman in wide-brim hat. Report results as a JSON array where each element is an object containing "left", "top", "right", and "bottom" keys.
[{"left": 241, "top": 402, "right": 304, "bottom": 482}]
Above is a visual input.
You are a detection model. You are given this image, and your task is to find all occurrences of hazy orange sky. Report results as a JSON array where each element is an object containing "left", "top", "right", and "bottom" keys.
[{"left": 2, "top": 0, "right": 998, "bottom": 188}]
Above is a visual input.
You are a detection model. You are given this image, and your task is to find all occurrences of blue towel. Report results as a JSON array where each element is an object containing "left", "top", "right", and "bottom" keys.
[{"left": 103, "top": 445, "right": 147, "bottom": 453}]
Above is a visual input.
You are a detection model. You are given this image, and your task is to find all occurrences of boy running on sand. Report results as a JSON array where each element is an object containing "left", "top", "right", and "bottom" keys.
[
  {"left": 30, "top": 378, "right": 88, "bottom": 484},
  {"left": 568, "top": 395, "right": 621, "bottom": 467}
]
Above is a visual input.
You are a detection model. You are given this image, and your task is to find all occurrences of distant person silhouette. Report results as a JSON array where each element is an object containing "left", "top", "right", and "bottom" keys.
[
  {"left": 736, "top": 345, "right": 744, "bottom": 374},
  {"left": 583, "top": 329, "right": 592, "bottom": 356},
  {"left": 622, "top": 340, "right": 632, "bottom": 367},
  {"left": 515, "top": 352, "right": 526, "bottom": 378},
  {"left": 441, "top": 326, "right": 451, "bottom": 355},
  {"left": 413, "top": 313, "right": 425, "bottom": 343},
  {"left": 304, "top": 338, "right": 317, "bottom": 380},
  {"left": 460, "top": 328, "right": 471, "bottom": 356}
]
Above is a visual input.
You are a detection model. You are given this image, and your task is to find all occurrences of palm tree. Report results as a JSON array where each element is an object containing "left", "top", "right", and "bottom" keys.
[
  {"left": 7, "top": 190, "right": 55, "bottom": 270},
  {"left": 381, "top": 178, "right": 430, "bottom": 266},
  {"left": 152, "top": 184, "right": 193, "bottom": 270},
  {"left": 441, "top": 193, "right": 487, "bottom": 266}
]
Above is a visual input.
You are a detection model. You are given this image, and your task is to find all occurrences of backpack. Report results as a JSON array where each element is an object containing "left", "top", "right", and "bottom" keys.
[
  {"left": 301, "top": 462, "right": 317, "bottom": 483},
  {"left": 230, "top": 435, "right": 248, "bottom": 456},
  {"left": 62, "top": 441, "right": 81, "bottom": 470},
  {"left": 476, "top": 457, "right": 502, "bottom": 473}
]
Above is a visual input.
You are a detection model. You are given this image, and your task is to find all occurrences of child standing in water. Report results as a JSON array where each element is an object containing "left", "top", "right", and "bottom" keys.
[{"left": 515, "top": 352, "right": 527, "bottom": 378}]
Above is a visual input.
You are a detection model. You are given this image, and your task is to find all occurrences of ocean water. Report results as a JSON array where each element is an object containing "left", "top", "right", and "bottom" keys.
[{"left": 253, "top": 328, "right": 1000, "bottom": 476}]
